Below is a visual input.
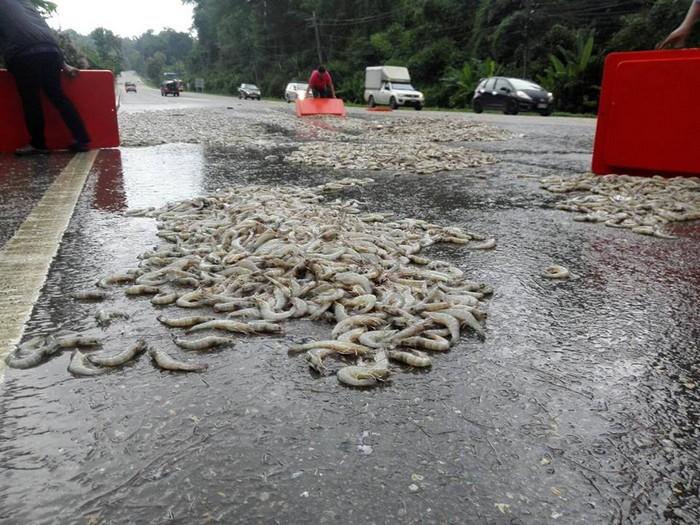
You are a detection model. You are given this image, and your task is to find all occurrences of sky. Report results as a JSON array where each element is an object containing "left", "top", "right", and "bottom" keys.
[{"left": 47, "top": 0, "right": 195, "bottom": 38}]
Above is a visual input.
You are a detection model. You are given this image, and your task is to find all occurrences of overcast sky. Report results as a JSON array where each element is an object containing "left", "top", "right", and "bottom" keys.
[{"left": 48, "top": 0, "right": 195, "bottom": 38}]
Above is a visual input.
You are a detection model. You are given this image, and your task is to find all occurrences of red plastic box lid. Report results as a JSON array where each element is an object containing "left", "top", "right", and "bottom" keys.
[
  {"left": 592, "top": 49, "right": 700, "bottom": 176},
  {"left": 0, "top": 69, "right": 119, "bottom": 153}
]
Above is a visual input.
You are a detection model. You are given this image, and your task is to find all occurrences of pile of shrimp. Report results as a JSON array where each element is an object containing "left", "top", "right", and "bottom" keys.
[
  {"left": 286, "top": 141, "right": 495, "bottom": 174},
  {"left": 542, "top": 173, "right": 700, "bottom": 239},
  {"left": 7, "top": 178, "right": 494, "bottom": 387}
]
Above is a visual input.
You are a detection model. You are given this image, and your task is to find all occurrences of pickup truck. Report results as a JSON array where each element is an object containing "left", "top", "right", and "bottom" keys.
[{"left": 364, "top": 66, "right": 424, "bottom": 110}]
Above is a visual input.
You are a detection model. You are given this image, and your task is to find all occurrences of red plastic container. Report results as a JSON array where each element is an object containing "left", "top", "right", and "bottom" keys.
[
  {"left": 295, "top": 98, "right": 346, "bottom": 117},
  {"left": 592, "top": 49, "right": 700, "bottom": 176},
  {"left": 0, "top": 69, "right": 119, "bottom": 153}
]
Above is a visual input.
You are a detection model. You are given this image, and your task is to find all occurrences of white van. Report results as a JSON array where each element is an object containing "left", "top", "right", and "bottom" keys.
[{"left": 364, "top": 66, "right": 424, "bottom": 110}]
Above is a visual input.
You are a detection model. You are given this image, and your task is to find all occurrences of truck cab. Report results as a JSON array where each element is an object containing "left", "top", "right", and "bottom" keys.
[{"left": 364, "top": 66, "right": 424, "bottom": 110}]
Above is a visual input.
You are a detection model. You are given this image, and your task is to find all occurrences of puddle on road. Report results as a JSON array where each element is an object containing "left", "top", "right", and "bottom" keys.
[{"left": 0, "top": 140, "right": 698, "bottom": 524}]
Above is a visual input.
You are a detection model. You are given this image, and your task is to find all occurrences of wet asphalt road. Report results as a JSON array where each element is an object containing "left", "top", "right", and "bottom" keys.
[{"left": 0, "top": 80, "right": 698, "bottom": 525}]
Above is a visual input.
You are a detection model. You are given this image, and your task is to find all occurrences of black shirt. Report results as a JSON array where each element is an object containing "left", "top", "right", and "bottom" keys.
[{"left": 0, "top": 0, "right": 60, "bottom": 65}]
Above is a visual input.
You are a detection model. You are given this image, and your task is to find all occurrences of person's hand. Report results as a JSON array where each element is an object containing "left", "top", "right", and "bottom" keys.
[
  {"left": 62, "top": 63, "right": 80, "bottom": 78},
  {"left": 657, "top": 26, "right": 690, "bottom": 49}
]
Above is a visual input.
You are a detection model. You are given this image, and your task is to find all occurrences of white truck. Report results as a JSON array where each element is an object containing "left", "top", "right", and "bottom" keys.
[{"left": 364, "top": 66, "right": 424, "bottom": 110}]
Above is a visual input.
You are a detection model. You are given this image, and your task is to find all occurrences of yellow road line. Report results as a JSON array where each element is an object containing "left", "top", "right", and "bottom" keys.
[{"left": 0, "top": 151, "right": 98, "bottom": 378}]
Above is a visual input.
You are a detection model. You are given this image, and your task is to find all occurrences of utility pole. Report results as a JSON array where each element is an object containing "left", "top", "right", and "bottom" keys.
[
  {"left": 523, "top": 0, "right": 533, "bottom": 78},
  {"left": 311, "top": 11, "right": 323, "bottom": 64}
]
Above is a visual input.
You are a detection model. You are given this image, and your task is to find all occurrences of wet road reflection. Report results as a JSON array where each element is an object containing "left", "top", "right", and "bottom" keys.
[{"left": 0, "top": 154, "right": 71, "bottom": 248}]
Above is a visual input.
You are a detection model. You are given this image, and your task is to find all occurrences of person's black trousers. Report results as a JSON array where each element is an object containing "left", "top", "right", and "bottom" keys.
[
  {"left": 312, "top": 86, "right": 332, "bottom": 98},
  {"left": 8, "top": 52, "right": 90, "bottom": 149}
]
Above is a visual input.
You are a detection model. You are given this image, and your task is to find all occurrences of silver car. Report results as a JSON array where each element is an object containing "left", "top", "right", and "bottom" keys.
[{"left": 285, "top": 82, "right": 309, "bottom": 103}]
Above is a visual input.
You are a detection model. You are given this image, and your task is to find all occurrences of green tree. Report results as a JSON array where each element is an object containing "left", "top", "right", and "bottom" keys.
[
  {"left": 89, "top": 27, "right": 124, "bottom": 74},
  {"left": 442, "top": 58, "right": 502, "bottom": 108},
  {"left": 146, "top": 51, "right": 167, "bottom": 83},
  {"left": 538, "top": 30, "right": 599, "bottom": 113}
]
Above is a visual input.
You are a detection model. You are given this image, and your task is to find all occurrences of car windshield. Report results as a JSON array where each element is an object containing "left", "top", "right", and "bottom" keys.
[
  {"left": 243, "top": 84, "right": 258, "bottom": 89},
  {"left": 508, "top": 79, "right": 543, "bottom": 91},
  {"left": 392, "top": 83, "right": 415, "bottom": 91},
  {"left": 295, "top": 83, "right": 308, "bottom": 90}
]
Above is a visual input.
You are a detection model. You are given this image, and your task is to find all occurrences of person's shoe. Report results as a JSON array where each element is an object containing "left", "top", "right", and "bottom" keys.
[
  {"left": 15, "top": 144, "right": 49, "bottom": 156},
  {"left": 68, "top": 142, "right": 90, "bottom": 153}
]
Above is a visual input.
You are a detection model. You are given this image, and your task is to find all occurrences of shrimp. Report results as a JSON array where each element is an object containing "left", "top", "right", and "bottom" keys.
[
  {"left": 389, "top": 349, "right": 432, "bottom": 368},
  {"left": 305, "top": 348, "right": 335, "bottom": 373},
  {"left": 337, "top": 350, "right": 389, "bottom": 387},
  {"left": 186, "top": 320, "right": 254, "bottom": 334},
  {"left": 151, "top": 292, "right": 182, "bottom": 306},
  {"left": 157, "top": 315, "right": 216, "bottom": 328},
  {"left": 68, "top": 350, "right": 106, "bottom": 377},
  {"left": 174, "top": 336, "right": 235, "bottom": 351},
  {"left": 542, "top": 265, "right": 570, "bottom": 279},
  {"left": 424, "top": 312, "right": 460, "bottom": 342},
  {"left": 70, "top": 290, "right": 108, "bottom": 301},
  {"left": 291, "top": 340, "right": 372, "bottom": 356},
  {"left": 124, "top": 285, "right": 161, "bottom": 296},
  {"left": 358, "top": 330, "right": 397, "bottom": 349},
  {"left": 88, "top": 340, "right": 147, "bottom": 367},
  {"left": 4, "top": 337, "right": 53, "bottom": 369},
  {"left": 469, "top": 238, "right": 497, "bottom": 250},
  {"left": 149, "top": 348, "right": 208, "bottom": 372},
  {"left": 401, "top": 335, "right": 451, "bottom": 352},
  {"left": 331, "top": 314, "right": 386, "bottom": 338}
]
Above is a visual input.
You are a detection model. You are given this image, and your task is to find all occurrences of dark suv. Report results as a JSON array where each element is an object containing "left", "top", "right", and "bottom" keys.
[
  {"left": 238, "top": 83, "right": 261, "bottom": 100},
  {"left": 472, "top": 77, "right": 553, "bottom": 116}
]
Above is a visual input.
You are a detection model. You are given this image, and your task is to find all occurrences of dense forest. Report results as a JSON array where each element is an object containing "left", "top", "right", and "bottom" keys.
[{"left": 30, "top": 0, "right": 700, "bottom": 112}]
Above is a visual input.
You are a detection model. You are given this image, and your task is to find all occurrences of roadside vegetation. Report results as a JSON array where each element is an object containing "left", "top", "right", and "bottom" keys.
[{"left": 36, "top": 0, "right": 700, "bottom": 114}]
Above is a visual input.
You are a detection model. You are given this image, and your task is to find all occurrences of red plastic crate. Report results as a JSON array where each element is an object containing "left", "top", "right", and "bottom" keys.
[
  {"left": 592, "top": 49, "right": 700, "bottom": 176},
  {"left": 0, "top": 69, "right": 119, "bottom": 153},
  {"left": 295, "top": 97, "right": 346, "bottom": 117}
]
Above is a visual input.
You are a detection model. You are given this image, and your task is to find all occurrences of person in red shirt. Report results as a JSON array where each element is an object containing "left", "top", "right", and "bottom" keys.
[{"left": 305, "top": 65, "right": 336, "bottom": 99}]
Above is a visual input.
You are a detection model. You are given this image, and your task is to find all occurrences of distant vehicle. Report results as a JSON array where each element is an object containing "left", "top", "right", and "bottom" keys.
[
  {"left": 124, "top": 81, "right": 137, "bottom": 93},
  {"left": 472, "top": 77, "right": 554, "bottom": 116},
  {"left": 285, "top": 82, "right": 308, "bottom": 103},
  {"left": 238, "top": 83, "right": 261, "bottom": 100},
  {"left": 160, "top": 80, "right": 180, "bottom": 97},
  {"left": 364, "top": 66, "right": 424, "bottom": 110},
  {"left": 163, "top": 72, "right": 184, "bottom": 92}
]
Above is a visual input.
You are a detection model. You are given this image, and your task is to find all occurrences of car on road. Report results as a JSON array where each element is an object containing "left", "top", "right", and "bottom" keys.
[
  {"left": 284, "top": 82, "right": 308, "bottom": 103},
  {"left": 124, "top": 82, "right": 137, "bottom": 93},
  {"left": 472, "top": 77, "right": 553, "bottom": 116},
  {"left": 238, "top": 83, "right": 261, "bottom": 100},
  {"left": 160, "top": 80, "right": 180, "bottom": 97}
]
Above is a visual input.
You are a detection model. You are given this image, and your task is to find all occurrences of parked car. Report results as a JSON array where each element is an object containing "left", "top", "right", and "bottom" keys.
[
  {"left": 124, "top": 81, "right": 137, "bottom": 93},
  {"left": 364, "top": 66, "right": 424, "bottom": 110},
  {"left": 238, "top": 83, "right": 261, "bottom": 100},
  {"left": 285, "top": 82, "right": 308, "bottom": 103},
  {"left": 160, "top": 80, "right": 180, "bottom": 97},
  {"left": 472, "top": 77, "right": 553, "bottom": 115}
]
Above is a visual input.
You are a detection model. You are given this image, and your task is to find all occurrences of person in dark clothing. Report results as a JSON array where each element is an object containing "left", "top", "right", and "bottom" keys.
[
  {"left": 0, "top": 0, "right": 90, "bottom": 155},
  {"left": 305, "top": 65, "right": 336, "bottom": 99}
]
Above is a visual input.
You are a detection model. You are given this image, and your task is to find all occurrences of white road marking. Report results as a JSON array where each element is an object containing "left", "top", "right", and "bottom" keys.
[{"left": 0, "top": 151, "right": 98, "bottom": 379}]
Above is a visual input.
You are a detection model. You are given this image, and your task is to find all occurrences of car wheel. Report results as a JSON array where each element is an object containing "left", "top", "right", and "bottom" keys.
[
  {"left": 503, "top": 99, "right": 519, "bottom": 115},
  {"left": 368, "top": 95, "right": 376, "bottom": 108},
  {"left": 539, "top": 107, "right": 553, "bottom": 116},
  {"left": 389, "top": 97, "right": 399, "bottom": 110},
  {"left": 414, "top": 103, "right": 423, "bottom": 111},
  {"left": 472, "top": 99, "right": 484, "bottom": 114}
]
